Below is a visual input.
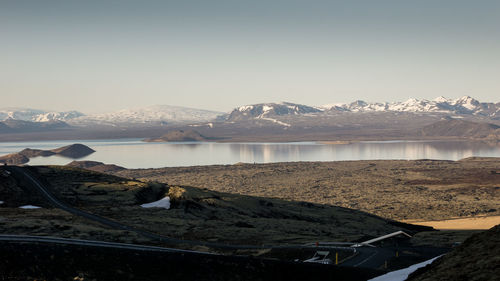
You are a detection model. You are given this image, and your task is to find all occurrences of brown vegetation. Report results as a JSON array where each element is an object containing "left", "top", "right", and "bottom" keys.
[
  {"left": 114, "top": 158, "right": 500, "bottom": 221},
  {"left": 2, "top": 165, "right": 431, "bottom": 247}
]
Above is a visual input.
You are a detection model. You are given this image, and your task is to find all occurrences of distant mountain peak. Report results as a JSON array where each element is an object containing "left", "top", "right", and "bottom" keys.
[
  {"left": 227, "top": 102, "right": 322, "bottom": 122},
  {"left": 433, "top": 96, "right": 450, "bottom": 103},
  {"left": 70, "top": 104, "right": 225, "bottom": 126}
]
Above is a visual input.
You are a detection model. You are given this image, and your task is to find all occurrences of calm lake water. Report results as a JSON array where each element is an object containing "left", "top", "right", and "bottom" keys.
[{"left": 1, "top": 139, "right": 499, "bottom": 169}]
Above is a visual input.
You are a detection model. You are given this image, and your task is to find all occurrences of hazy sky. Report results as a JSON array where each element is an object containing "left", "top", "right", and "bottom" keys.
[{"left": 1, "top": 0, "right": 499, "bottom": 113}]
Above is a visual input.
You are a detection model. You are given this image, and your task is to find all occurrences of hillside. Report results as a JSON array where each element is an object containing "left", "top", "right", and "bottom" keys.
[
  {"left": 19, "top": 148, "right": 56, "bottom": 157},
  {"left": 1, "top": 165, "right": 431, "bottom": 247},
  {"left": 0, "top": 119, "right": 70, "bottom": 133},
  {"left": 0, "top": 153, "right": 29, "bottom": 165},
  {"left": 407, "top": 224, "right": 500, "bottom": 281},
  {"left": 420, "top": 119, "right": 500, "bottom": 139}
]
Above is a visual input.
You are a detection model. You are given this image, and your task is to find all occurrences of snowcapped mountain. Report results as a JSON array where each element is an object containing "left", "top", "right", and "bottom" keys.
[
  {"left": 0, "top": 108, "right": 84, "bottom": 122},
  {"left": 321, "top": 96, "right": 499, "bottom": 118},
  {"left": 71, "top": 105, "right": 224, "bottom": 125},
  {"left": 226, "top": 102, "right": 322, "bottom": 122}
]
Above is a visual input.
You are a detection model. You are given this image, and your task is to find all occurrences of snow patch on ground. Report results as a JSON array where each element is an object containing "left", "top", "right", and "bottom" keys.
[
  {"left": 368, "top": 255, "right": 442, "bottom": 281},
  {"left": 19, "top": 205, "right": 42, "bottom": 209},
  {"left": 140, "top": 196, "right": 171, "bottom": 209}
]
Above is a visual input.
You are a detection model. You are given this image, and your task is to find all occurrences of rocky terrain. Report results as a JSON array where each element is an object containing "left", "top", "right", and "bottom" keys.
[{"left": 114, "top": 158, "right": 500, "bottom": 221}]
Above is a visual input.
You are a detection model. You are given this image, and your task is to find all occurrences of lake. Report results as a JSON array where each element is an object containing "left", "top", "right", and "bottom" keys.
[{"left": 1, "top": 139, "right": 499, "bottom": 169}]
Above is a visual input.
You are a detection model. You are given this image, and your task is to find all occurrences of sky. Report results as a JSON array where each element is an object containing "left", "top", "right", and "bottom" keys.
[{"left": 1, "top": 0, "right": 499, "bottom": 113}]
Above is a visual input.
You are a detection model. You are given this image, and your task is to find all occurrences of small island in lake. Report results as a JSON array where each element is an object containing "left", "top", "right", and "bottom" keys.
[{"left": 0, "top": 144, "right": 95, "bottom": 165}]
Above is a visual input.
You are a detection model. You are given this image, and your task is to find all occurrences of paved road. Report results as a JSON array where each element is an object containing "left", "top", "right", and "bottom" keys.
[
  {"left": 0, "top": 234, "right": 213, "bottom": 255},
  {"left": 4, "top": 165, "right": 390, "bottom": 268},
  {"left": 341, "top": 247, "right": 395, "bottom": 269}
]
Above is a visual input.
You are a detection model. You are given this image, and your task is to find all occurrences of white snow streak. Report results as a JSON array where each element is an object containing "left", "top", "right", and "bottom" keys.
[
  {"left": 140, "top": 196, "right": 171, "bottom": 209},
  {"left": 368, "top": 255, "right": 442, "bottom": 281},
  {"left": 19, "top": 205, "right": 42, "bottom": 209}
]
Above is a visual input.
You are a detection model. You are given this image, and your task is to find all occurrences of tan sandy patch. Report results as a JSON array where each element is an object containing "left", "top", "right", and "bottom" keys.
[{"left": 404, "top": 216, "right": 500, "bottom": 230}]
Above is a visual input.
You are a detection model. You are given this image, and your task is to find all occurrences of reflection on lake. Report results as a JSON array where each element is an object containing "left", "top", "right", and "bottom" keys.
[{"left": 1, "top": 139, "right": 499, "bottom": 169}]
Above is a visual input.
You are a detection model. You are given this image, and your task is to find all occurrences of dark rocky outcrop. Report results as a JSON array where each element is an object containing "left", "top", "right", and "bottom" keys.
[{"left": 51, "top": 144, "right": 95, "bottom": 158}]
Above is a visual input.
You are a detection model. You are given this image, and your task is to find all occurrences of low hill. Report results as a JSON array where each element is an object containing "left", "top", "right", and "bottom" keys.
[
  {"left": 19, "top": 148, "right": 56, "bottom": 158},
  {"left": 420, "top": 119, "right": 500, "bottom": 139},
  {"left": 0, "top": 153, "right": 29, "bottom": 165},
  {"left": 144, "top": 129, "right": 209, "bottom": 142},
  {"left": 51, "top": 144, "right": 95, "bottom": 158},
  {"left": 66, "top": 161, "right": 125, "bottom": 173},
  {"left": 407, "top": 224, "right": 500, "bottom": 281}
]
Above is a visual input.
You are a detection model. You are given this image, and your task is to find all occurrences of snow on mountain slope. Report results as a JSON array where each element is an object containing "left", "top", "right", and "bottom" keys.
[
  {"left": 227, "top": 102, "right": 323, "bottom": 122},
  {"left": 322, "top": 96, "right": 498, "bottom": 117},
  {"left": 0, "top": 108, "right": 84, "bottom": 122},
  {"left": 71, "top": 105, "right": 224, "bottom": 125}
]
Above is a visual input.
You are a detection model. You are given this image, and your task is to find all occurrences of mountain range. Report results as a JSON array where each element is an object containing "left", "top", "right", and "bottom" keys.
[
  {"left": 1, "top": 96, "right": 499, "bottom": 128},
  {"left": 321, "top": 96, "right": 499, "bottom": 116}
]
